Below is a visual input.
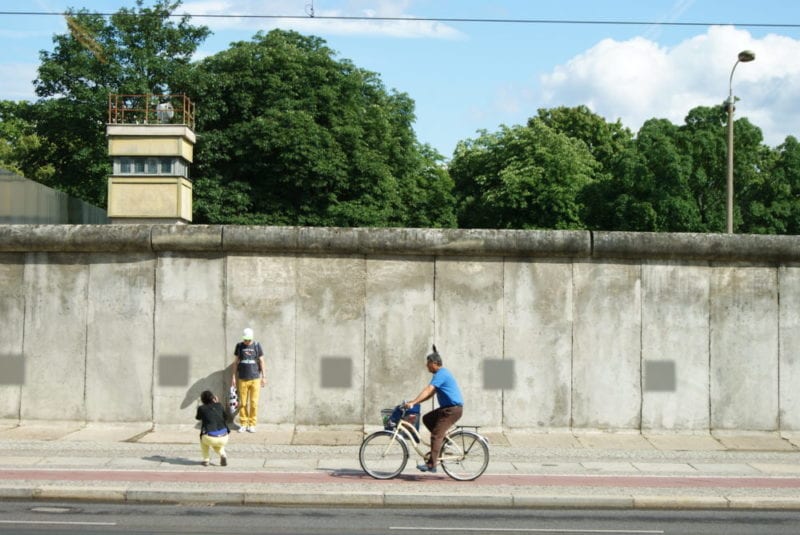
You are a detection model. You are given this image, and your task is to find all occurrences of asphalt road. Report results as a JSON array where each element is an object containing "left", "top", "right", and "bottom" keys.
[{"left": 0, "top": 502, "right": 800, "bottom": 535}]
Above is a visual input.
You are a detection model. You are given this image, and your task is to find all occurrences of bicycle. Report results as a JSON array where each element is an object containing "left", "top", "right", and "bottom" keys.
[{"left": 359, "top": 403, "right": 490, "bottom": 481}]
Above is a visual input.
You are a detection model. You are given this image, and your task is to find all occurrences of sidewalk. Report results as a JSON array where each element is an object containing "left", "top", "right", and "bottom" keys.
[{"left": 1, "top": 421, "right": 799, "bottom": 510}]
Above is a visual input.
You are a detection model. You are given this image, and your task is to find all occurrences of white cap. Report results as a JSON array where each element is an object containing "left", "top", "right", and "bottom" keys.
[{"left": 242, "top": 328, "right": 254, "bottom": 340}]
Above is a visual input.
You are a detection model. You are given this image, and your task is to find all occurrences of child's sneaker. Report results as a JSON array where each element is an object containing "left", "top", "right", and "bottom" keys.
[{"left": 247, "top": 426, "right": 257, "bottom": 433}]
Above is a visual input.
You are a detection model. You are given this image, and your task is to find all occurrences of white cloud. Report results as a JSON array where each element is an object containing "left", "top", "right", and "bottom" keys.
[
  {"left": 539, "top": 25, "right": 800, "bottom": 146},
  {"left": 179, "top": 0, "right": 463, "bottom": 39}
]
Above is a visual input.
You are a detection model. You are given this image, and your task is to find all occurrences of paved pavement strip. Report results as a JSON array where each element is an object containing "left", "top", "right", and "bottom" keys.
[{"left": 2, "top": 469, "right": 800, "bottom": 489}]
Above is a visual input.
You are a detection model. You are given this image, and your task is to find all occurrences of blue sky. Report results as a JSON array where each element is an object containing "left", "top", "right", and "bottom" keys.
[{"left": 2, "top": 1, "right": 800, "bottom": 158}]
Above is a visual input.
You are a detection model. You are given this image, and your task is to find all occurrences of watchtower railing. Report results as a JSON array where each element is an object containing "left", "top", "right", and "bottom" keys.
[{"left": 107, "top": 94, "right": 195, "bottom": 130}]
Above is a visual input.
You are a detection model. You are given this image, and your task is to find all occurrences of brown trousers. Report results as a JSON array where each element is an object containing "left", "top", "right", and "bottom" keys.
[{"left": 422, "top": 405, "right": 463, "bottom": 467}]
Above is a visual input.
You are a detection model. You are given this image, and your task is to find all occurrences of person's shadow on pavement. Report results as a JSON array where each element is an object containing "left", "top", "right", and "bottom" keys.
[{"left": 142, "top": 455, "right": 199, "bottom": 466}]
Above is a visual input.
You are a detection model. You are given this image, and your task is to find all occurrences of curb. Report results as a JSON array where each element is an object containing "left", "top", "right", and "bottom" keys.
[{"left": 3, "top": 487, "right": 800, "bottom": 510}]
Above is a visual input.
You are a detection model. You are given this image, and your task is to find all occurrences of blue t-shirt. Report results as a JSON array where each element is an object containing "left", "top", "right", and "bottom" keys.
[{"left": 430, "top": 367, "right": 463, "bottom": 408}]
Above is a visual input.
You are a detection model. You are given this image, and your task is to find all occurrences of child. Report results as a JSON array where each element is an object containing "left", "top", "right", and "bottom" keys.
[{"left": 195, "top": 390, "right": 229, "bottom": 466}]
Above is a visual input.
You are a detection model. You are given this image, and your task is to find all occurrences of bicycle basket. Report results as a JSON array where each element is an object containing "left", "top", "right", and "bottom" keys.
[
  {"left": 381, "top": 405, "right": 420, "bottom": 431},
  {"left": 381, "top": 409, "right": 395, "bottom": 429}
]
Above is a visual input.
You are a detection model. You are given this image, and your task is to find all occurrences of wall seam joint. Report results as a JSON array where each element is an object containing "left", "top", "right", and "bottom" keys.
[
  {"left": 638, "top": 263, "right": 644, "bottom": 432},
  {"left": 361, "top": 254, "right": 367, "bottom": 430},
  {"left": 83, "top": 260, "right": 91, "bottom": 422},
  {"left": 150, "top": 254, "right": 158, "bottom": 425},
  {"left": 18, "top": 253, "right": 28, "bottom": 422},
  {"left": 707, "top": 262, "right": 714, "bottom": 432},
  {"left": 569, "top": 261, "right": 576, "bottom": 430},
  {"left": 776, "top": 266, "right": 782, "bottom": 431}
]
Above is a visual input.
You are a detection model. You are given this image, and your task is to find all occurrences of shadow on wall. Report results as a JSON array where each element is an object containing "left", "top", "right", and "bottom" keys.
[{"left": 180, "top": 369, "right": 229, "bottom": 410}]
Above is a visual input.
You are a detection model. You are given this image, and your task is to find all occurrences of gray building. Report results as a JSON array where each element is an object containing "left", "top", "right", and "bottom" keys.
[{"left": 0, "top": 168, "right": 107, "bottom": 224}]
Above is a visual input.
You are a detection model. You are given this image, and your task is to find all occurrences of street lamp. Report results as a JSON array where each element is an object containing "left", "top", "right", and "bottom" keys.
[{"left": 726, "top": 49, "right": 756, "bottom": 234}]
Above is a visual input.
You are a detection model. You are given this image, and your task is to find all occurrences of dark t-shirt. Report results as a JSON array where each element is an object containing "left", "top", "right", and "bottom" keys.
[
  {"left": 196, "top": 402, "right": 227, "bottom": 435},
  {"left": 234, "top": 341, "right": 263, "bottom": 380}
]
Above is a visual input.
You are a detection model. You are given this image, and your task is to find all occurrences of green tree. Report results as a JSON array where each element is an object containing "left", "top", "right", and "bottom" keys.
[
  {"left": 740, "top": 136, "right": 800, "bottom": 234},
  {"left": 629, "top": 118, "right": 698, "bottom": 231},
  {"left": 582, "top": 106, "right": 769, "bottom": 233},
  {"left": 183, "top": 29, "right": 454, "bottom": 227},
  {"left": 535, "top": 106, "right": 637, "bottom": 231},
  {"left": 29, "top": 0, "right": 209, "bottom": 205},
  {"left": 537, "top": 105, "right": 633, "bottom": 177},
  {"left": 0, "top": 101, "right": 55, "bottom": 181},
  {"left": 450, "top": 119, "right": 599, "bottom": 229}
]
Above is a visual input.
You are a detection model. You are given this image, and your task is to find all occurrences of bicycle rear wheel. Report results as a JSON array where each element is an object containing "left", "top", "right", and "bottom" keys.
[
  {"left": 439, "top": 430, "right": 489, "bottom": 481},
  {"left": 359, "top": 430, "right": 409, "bottom": 479}
]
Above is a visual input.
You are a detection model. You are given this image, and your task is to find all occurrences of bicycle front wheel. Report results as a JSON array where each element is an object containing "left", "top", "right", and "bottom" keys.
[
  {"left": 359, "top": 430, "right": 409, "bottom": 479},
  {"left": 439, "top": 430, "right": 489, "bottom": 481}
]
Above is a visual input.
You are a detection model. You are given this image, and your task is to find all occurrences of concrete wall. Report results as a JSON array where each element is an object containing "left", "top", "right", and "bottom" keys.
[
  {"left": 1, "top": 168, "right": 108, "bottom": 224},
  {"left": 1, "top": 225, "right": 799, "bottom": 432}
]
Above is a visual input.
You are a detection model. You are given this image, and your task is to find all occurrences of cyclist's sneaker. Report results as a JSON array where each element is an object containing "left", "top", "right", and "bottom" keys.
[{"left": 416, "top": 462, "right": 437, "bottom": 473}]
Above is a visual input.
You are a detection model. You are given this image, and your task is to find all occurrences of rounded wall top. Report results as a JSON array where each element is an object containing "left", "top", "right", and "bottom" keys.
[{"left": 0, "top": 225, "right": 798, "bottom": 263}]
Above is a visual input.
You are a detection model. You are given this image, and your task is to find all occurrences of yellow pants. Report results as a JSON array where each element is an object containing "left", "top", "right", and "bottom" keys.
[
  {"left": 200, "top": 433, "right": 228, "bottom": 461},
  {"left": 238, "top": 378, "right": 261, "bottom": 426}
]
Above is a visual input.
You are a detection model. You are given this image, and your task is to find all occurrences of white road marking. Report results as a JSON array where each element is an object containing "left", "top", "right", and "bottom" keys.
[
  {"left": 0, "top": 520, "right": 118, "bottom": 526},
  {"left": 390, "top": 527, "right": 663, "bottom": 534}
]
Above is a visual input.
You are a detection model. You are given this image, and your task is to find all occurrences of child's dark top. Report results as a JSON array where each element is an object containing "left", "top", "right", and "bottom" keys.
[{"left": 196, "top": 402, "right": 228, "bottom": 436}]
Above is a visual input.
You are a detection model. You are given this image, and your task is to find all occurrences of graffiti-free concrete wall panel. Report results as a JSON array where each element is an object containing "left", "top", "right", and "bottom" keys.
[
  {"left": 3, "top": 225, "right": 800, "bottom": 432},
  {"left": 435, "top": 257, "right": 504, "bottom": 427},
  {"left": 641, "top": 262, "right": 710, "bottom": 430},
  {"left": 154, "top": 253, "right": 225, "bottom": 424},
  {"left": 710, "top": 266, "right": 779, "bottom": 430},
  {"left": 295, "top": 256, "right": 365, "bottom": 426},
  {"left": 572, "top": 261, "right": 642, "bottom": 429},
  {"left": 85, "top": 254, "right": 155, "bottom": 422},
  {"left": 0, "top": 254, "right": 24, "bottom": 419},
  {"left": 226, "top": 254, "right": 297, "bottom": 425},
  {"left": 503, "top": 260, "right": 573, "bottom": 429},
  {"left": 22, "top": 254, "right": 88, "bottom": 420},
  {"left": 364, "top": 257, "right": 434, "bottom": 426},
  {"left": 779, "top": 266, "right": 800, "bottom": 429}
]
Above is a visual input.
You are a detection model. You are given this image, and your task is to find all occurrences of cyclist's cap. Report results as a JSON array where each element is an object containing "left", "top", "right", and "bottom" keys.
[
  {"left": 242, "top": 328, "right": 254, "bottom": 340},
  {"left": 426, "top": 352, "right": 442, "bottom": 366}
]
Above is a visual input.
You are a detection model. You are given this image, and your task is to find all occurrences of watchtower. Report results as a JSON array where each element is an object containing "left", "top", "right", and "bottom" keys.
[{"left": 106, "top": 94, "right": 196, "bottom": 224}]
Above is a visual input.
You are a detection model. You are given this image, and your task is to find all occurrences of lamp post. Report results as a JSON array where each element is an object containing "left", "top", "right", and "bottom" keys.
[{"left": 726, "top": 50, "right": 756, "bottom": 234}]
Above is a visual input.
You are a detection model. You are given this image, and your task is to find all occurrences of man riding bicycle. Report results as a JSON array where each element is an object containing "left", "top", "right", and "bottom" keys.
[{"left": 404, "top": 346, "right": 463, "bottom": 473}]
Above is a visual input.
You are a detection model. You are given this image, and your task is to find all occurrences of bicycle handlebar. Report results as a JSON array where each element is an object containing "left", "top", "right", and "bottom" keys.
[{"left": 397, "top": 401, "right": 421, "bottom": 414}]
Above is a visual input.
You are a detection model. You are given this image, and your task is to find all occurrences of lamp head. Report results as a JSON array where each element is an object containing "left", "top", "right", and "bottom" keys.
[{"left": 738, "top": 50, "right": 756, "bottom": 62}]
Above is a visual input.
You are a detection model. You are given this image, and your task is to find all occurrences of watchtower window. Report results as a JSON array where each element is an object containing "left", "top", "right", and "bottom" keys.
[{"left": 114, "top": 157, "right": 188, "bottom": 178}]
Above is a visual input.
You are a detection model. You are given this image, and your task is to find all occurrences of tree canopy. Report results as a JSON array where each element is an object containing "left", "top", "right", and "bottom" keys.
[
  {"left": 21, "top": 0, "right": 210, "bottom": 205},
  {"left": 181, "top": 29, "right": 454, "bottom": 227},
  {"left": 2, "top": 1, "right": 799, "bottom": 234},
  {"left": 450, "top": 118, "right": 598, "bottom": 230}
]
